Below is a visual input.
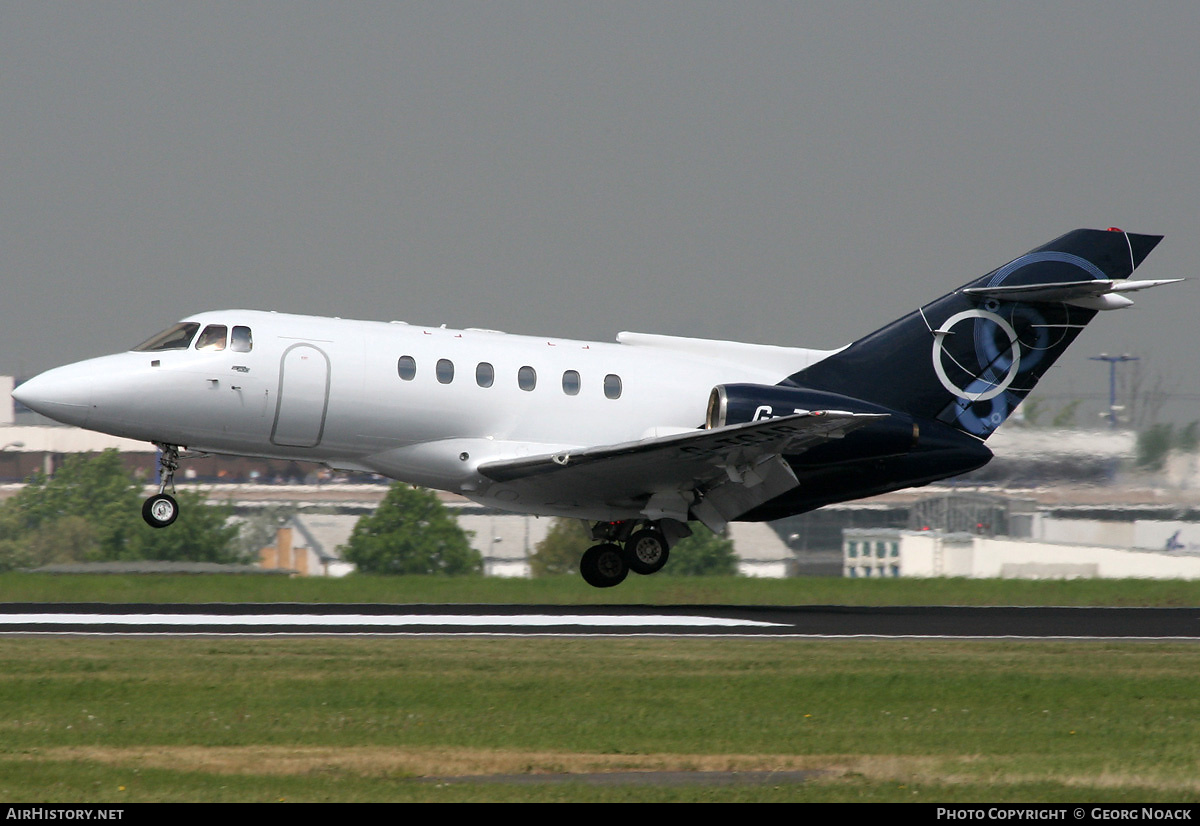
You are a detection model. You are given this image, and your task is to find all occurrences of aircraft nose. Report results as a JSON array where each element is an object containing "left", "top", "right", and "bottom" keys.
[{"left": 12, "top": 366, "right": 94, "bottom": 426}]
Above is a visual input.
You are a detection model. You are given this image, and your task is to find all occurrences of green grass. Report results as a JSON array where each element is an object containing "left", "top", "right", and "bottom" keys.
[
  {"left": 0, "top": 637, "right": 1197, "bottom": 802},
  {"left": 2, "top": 574, "right": 1198, "bottom": 801},
  {"left": 3, "top": 571, "right": 1200, "bottom": 605}
]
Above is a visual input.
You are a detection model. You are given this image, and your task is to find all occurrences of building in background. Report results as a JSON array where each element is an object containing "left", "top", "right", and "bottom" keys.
[{"left": 844, "top": 526, "right": 1200, "bottom": 579}]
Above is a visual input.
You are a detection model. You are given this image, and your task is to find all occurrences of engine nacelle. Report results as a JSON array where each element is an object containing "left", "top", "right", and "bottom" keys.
[{"left": 706, "top": 383, "right": 920, "bottom": 463}]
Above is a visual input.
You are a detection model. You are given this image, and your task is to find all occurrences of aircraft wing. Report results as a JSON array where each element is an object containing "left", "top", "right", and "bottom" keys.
[{"left": 477, "top": 410, "right": 886, "bottom": 531}]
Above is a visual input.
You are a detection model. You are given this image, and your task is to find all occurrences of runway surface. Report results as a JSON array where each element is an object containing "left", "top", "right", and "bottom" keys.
[{"left": 3, "top": 603, "right": 1199, "bottom": 639}]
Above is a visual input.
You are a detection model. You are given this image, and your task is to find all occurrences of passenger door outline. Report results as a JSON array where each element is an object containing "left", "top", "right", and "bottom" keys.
[{"left": 271, "top": 343, "right": 331, "bottom": 448}]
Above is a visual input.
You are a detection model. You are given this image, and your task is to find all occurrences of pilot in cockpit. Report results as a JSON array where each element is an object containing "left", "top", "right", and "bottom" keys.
[{"left": 195, "top": 325, "right": 228, "bottom": 351}]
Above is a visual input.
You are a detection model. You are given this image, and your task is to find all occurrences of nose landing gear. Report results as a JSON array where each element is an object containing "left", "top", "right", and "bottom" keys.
[{"left": 142, "top": 444, "right": 181, "bottom": 528}]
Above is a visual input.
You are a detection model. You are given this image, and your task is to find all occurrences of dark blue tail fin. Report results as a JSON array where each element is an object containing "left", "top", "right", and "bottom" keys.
[{"left": 785, "top": 228, "right": 1164, "bottom": 438}]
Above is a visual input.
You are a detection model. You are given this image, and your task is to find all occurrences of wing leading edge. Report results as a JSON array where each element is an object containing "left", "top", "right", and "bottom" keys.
[{"left": 477, "top": 410, "right": 886, "bottom": 532}]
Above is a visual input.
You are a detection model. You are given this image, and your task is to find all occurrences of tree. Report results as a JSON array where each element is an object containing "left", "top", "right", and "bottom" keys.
[
  {"left": 1016, "top": 397, "right": 1044, "bottom": 427},
  {"left": 1052, "top": 399, "right": 1082, "bottom": 429},
  {"left": 1118, "top": 358, "right": 1171, "bottom": 430},
  {"left": 0, "top": 514, "right": 96, "bottom": 572},
  {"left": 0, "top": 450, "right": 244, "bottom": 571},
  {"left": 1136, "top": 423, "right": 1174, "bottom": 471},
  {"left": 1135, "top": 421, "right": 1200, "bottom": 474},
  {"left": 659, "top": 525, "right": 739, "bottom": 577},
  {"left": 341, "top": 484, "right": 481, "bottom": 575},
  {"left": 1176, "top": 421, "right": 1199, "bottom": 454},
  {"left": 529, "top": 518, "right": 591, "bottom": 576},
  {"left": 4, "top": 450, "right": 142, "bottom": 559}
]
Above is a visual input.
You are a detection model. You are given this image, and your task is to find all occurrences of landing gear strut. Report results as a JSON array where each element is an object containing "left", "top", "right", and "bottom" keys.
[
  {"left": 579, "top": 521, "right": 675, "bottom": 588},
  {"left": 142, "top": 443, "right": 181, "bottom": 528}
]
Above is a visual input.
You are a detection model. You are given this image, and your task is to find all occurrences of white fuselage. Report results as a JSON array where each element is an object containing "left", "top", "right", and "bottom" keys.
[{"left": 18, "top": 310, "right": 835, "bottom": 520}]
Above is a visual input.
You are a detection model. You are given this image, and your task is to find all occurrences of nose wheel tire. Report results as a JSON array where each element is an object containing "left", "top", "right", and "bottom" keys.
[
  {"left": 580, "top": 543, "right": 628, "bottom": 588},
  {"left": 142, "top": 493, "right": 179, "bottom": 528},
  {"left": 623, "top": 528, "right": 669, "bottom": 575}
]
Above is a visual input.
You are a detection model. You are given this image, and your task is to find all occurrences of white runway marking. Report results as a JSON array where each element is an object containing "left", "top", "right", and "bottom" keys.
[{"left": 2, "top": 613, "right": 784, "bottom": 628}]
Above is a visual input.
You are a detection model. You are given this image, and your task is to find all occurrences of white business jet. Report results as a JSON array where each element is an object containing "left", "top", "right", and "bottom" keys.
[{"left": 12, "top": 228, "right": 1175, "bottom": 586}]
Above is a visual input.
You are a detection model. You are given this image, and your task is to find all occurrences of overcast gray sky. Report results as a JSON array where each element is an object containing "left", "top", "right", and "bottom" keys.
[{"left": 3, "top": 2, "right": 1197, "bottom": 424}]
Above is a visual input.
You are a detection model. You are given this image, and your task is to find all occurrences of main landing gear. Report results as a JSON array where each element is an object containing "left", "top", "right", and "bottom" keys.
[
  {"left": 142, "top": 443, "right": 181, "bottom": 528},
  {"left": 579, "top": 521, "right": 674, "bottom": 588}
]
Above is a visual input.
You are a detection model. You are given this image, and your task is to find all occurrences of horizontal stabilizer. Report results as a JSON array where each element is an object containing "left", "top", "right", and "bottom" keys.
[{"left": 963, "top": 278, "right": 1183, "bottom": 310}]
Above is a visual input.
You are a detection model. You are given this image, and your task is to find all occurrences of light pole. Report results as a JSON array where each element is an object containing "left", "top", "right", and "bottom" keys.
[{"left": 1090, "top": 353, "right": 1138, "bottom": 429}]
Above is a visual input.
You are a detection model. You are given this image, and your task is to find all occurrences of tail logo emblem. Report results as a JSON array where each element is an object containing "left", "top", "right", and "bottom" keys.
[{"left": 931, "top": 309, "right": 1021, "bottom": 402}]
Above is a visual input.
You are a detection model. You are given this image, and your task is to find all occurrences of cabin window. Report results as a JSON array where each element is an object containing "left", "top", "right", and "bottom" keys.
[
  {"left": 518, "top": 366, "right": 537, "bottom": 391},
  {"left": 476, "top": 362, "right": 494, "bottom": 388},
  {"left": 133, "top": 322, "right": 200, "bottom": 352},
  {"left": 436, "top": 359, "right": 455, "bottom": 384},
  {"left": 230, "top": 326, "right": 253, "bottom": 353},
  {"left": 397, "top": 355, "right": 417, "bottom": 381},
  {"left": 604, "top": 373, "right": 622, "bottom": 400},
  {"left": 195, "top": 325, "right": 228, "bottom": 351},
  {"left": 562, "top": 370, "right": 581, "bottom": 396}
]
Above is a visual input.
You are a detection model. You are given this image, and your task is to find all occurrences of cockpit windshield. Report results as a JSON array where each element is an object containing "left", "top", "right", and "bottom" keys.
[{"left": 132, "top": 322, "right": 201, "bottom": 352}]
